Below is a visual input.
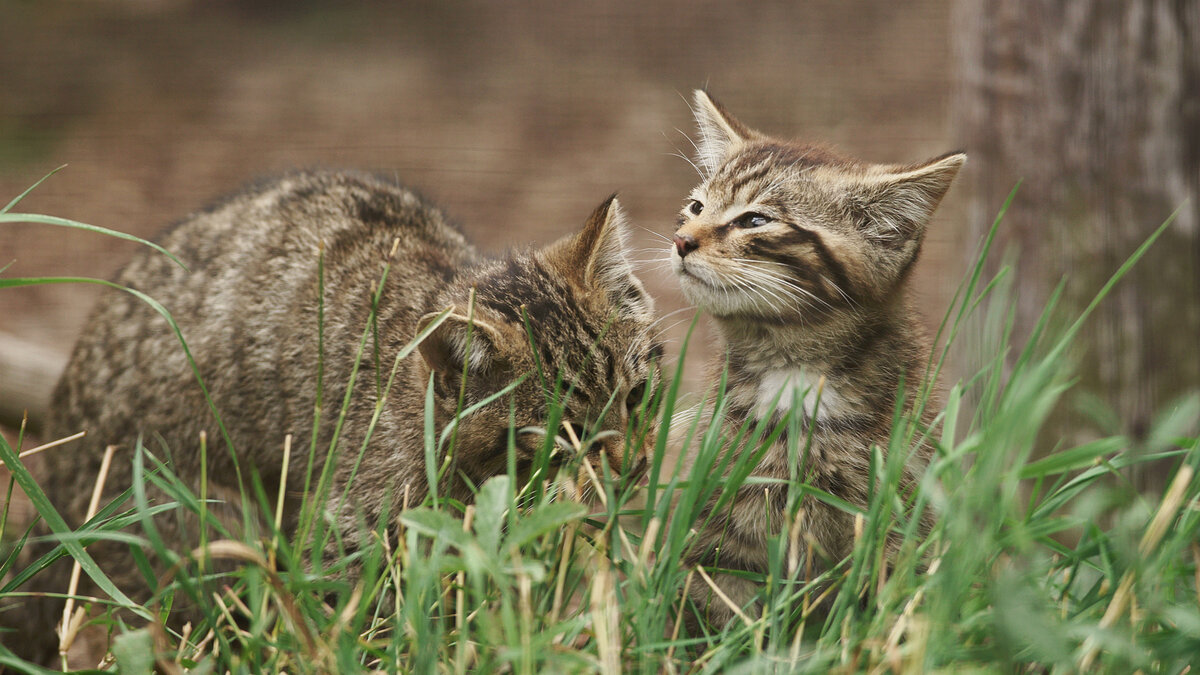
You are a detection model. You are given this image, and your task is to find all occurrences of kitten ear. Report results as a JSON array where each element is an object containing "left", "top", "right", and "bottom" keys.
[
  {"left": 416, "top": 311, "right": 509, "bottom": 378},
  {"left": 851, "top": 151, "right": 966, "bottom": 241},
  {"left": 692, "top": 90, "right": 756, "bottom": 176},
  {"left": 557, "top": 195, "right": 654, "bottom": 318}
]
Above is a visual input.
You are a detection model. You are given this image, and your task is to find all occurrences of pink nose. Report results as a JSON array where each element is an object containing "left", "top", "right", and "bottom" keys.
[{"left": 673, "top": 234, "right": 698, "bottom": 258}]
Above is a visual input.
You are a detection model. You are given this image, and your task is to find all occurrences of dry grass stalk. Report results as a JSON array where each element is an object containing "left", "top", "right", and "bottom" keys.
[
  {"left": 454, "top": 504, "right": 475, "bottom": 673},
  {"left": 57, "top": 443, "right": 116, "bottom": 661},
  {"left": 151, "top": 539, "right": 326, "bottom": 673},
  {"left": 665, "top": 569, "right": 694, "bottom": 664},
  {"left": 1079, "top": 464, "right": 1194, "bottom": 670},
  {"left": 549, "top": 520, "right": 577, "bottom": 628},
  {"left": 18, "top": 430, "right": 86, "bottom": 459},
  {"left": 695, "top": 565, "right": 753, "bottom": 628},
  {"left": 590, "top": 554, "right": 621, "bottom": 675}
]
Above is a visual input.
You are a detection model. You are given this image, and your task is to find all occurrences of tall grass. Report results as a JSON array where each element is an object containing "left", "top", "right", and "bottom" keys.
[{"left": 1, "top": 175, "right": 1198, "bottom": 674}]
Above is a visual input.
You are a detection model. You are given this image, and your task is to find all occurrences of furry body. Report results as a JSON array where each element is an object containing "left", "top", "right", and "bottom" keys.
[
  {"left": 672, "top": 92, "right": 965, "bottom": 628},
  {"left": 6, "top": 170, "right": 658, "bottom": 663}
]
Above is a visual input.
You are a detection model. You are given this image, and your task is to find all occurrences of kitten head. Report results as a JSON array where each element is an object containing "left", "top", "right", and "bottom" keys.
[
  {"left": 416, "top": 196, "right": 661, "bottom": 494},
  {"left": 672, "top": 90, "right": 965, "bottom": 320}
]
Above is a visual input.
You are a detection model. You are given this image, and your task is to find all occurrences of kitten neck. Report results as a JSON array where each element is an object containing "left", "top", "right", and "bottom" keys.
[{"left": 713, "top": 303, "right": 905, "bottom": 376}]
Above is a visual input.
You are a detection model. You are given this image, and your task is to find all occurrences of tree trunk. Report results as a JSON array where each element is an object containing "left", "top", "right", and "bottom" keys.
[{"left": 955, "top": 1, "right": 1199, "bottom": 479}]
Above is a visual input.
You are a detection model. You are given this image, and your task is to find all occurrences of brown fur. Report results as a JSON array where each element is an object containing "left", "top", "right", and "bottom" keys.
[
  {"left": 3, "top": 170, "right": 661, "bottom": 663},
  {"left": 672, "top": 92, "right": 965, "bottom": 629}
]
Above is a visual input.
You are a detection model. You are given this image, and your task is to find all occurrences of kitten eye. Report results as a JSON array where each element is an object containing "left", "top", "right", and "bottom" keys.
[
  {"left": 733, "top": 212, "right": 771, "bottom": 228},
  {"left": 625, "top": 381, "right": 648, "bottom": 414},
  {"left": 687, "top": 199, "right": 704, "bottom": 216}
]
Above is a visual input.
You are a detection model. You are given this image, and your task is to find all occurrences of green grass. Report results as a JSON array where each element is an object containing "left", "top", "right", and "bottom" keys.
[{"left": 1, "top": 175, "right": 1198, "bottom": 674}]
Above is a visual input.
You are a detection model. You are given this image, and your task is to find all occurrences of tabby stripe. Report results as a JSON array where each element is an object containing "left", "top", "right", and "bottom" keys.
[
  {"left": 731, "top": 164, "right": 773, "bottom": 199},
  {"left": 649, "top": 342, "right": 665, "bottom": 361},
  {"left": 602, "top": 342, "right": 617, "bottom": 390},
  {"left": 752, "top": 249, "right": 836, "bottom": 307},
  {"left": 830, "top": 319, "right": 886, "bottom": 377},
  {"left": 780, "top": 225, "right": 856, "bottom": 304}
]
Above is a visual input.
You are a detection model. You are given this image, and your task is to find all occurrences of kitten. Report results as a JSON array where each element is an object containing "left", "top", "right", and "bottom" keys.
[
  {"left": 6, "top": 170, "right": 660, "bottom": 663},
  {"left": 671, "top": 92, "right": 964, "bottom": 628}
]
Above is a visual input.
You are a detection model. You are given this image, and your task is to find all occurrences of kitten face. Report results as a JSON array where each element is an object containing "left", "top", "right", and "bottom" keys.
[
  {"left": 418, "top": 197, "right": 661, "bottom": 491},
  {"left": 671, "top": 91, "right": 965, "bottom": 321}
]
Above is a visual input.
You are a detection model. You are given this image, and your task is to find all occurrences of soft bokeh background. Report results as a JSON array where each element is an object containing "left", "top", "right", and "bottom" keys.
[{"left": 0, "top": 0, "right": 966, "bottom": 411}]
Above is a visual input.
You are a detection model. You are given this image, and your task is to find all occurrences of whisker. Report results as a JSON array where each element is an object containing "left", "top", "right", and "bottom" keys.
[
  {"left": 651, "top": 318, "right": 693, "bottom": 341},
  {"left": 731, "top": 257, "right": 795, "bottom": 269},
  {"left": 740, "top": 258, "right": 859, "bottom": 313},
  {"left": 666, "top": 150, "right": 704, "bottom": 179},
  {"left": 819, "top": 273, "right": 863, "bottom": 316},
  {"left": 628, "top": 255, "right": 675, "bottom": 264},
  {"left": 732, "top": 264, "right": 832, "bottom": 314},
  {"left": 629, "top": 257, "right": 677, "bottom": 273},
  {"left": 648, "top": 306, "right": 699, "bottom": 329},
  {"left": 675, "top": 127, "right": 701, "bottom": 155},
  {"left": 638, "top": 227, "right": 674, "bottom": 244},
  {"left": 728, "top": 269, "right": 791, "bottom": 313}
]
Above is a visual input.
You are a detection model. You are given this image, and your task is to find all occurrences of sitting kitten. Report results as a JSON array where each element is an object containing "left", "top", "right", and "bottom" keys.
[
  {"left": 671, "top": 92, "right": 964, "bottom": 628},
  {"left": 7, "top": 170, "right": 660, "bottom": 663}
]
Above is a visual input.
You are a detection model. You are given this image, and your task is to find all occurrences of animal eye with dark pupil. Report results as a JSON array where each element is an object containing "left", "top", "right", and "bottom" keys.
[
  {"left": 626, "top": 382, "right": 647, "bottom": 413},
  {"left": 734, "top": 212, "right": 770, "bottom": 228},
  {"left": 687, "top": 200, "right": 703, "bottom": 215}
]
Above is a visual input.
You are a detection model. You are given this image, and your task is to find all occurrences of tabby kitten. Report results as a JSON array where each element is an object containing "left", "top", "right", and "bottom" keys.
[
  {"left": 671, "top": 92, "right": 964, "bottom": 628},
  {"left": 8, "top": 170, "right": 660, "bottom": 664}
]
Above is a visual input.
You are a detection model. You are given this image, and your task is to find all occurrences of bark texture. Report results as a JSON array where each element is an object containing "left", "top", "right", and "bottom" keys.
[{"left": 956, "top": 1, "right": 1199, "bottom": 455}]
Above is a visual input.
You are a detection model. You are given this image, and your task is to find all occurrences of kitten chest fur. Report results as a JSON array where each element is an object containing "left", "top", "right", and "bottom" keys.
[{"left": 754, "top": 367, "right": 841, "bottom": 421}]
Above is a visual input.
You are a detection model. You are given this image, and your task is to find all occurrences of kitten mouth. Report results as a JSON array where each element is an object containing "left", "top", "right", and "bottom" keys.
[
  {"left": 676, "top": 263, "right": 722, "bottom": 291},
  {"left": 673, "top": 258, "right": 706, "bottom": 283}
]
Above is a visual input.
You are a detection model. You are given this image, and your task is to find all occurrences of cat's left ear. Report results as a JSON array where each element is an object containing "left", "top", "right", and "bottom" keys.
[
  {"left": 560, "top": 195, "right": 655, "bottom": 319},
  {"left": 850, "top": 151, "right": 967, "bottom": 241},
  {"left": 692, "top": 90, "right": 758, "bottom": 176}
]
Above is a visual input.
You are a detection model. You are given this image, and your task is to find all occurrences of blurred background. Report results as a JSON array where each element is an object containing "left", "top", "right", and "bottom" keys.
[
  {"left": 0, "top": 0, "right": 963, "bottom": 406},
  {"left": 2, "top": 1, "right": 1197, "bottom": 476}
]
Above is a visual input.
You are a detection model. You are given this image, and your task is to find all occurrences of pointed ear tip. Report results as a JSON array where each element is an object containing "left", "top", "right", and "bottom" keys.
[
  {"left": 693, "top": 89, "right": 721, "bottom": 110},
  {"left": 593, "top": 193, "right": 627, "bottom": 224},
  {"left": 902, "top": 151, "right": 965, "bottom": 180},
  {"left": 939, "top": 151, "right": 968, "bottom": 168}
]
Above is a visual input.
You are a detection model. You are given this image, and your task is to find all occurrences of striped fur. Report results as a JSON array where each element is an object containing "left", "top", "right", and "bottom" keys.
[
  {"left": 673, "top": 92, "right": 965, "bottom": 629},
  {"left": 8, "top": 171, "right": 660, "bottom": 664}
]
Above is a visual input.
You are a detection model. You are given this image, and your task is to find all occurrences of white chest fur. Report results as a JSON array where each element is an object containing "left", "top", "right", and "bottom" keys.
[{"left": 755, "top": 368, "right": 843, "bottom": 421}]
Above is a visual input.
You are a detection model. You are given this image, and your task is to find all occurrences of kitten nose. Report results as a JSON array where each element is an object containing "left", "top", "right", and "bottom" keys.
[{"left": 673, "top": 234, "right": 698, "bottom": 258}]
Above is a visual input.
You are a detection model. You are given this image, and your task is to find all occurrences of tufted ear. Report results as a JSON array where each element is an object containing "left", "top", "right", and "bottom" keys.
[
  {"left": 692, "top": 89, "right": 757, "bottom": 176},
  {"left": 553, "top": 195, "right": 654, "bottom": 318},
  {"left": 849, "top": 151, "right": 967, "bottom": 242},
  {"left": 416, "top": 311, "right": 509, "bottom": 379}
]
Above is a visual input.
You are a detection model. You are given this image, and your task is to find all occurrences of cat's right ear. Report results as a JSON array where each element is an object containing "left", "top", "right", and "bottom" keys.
[
  {"left": 570, "top": 196, "right": 655, "bottom": 320},
  {"left": 692, "top": 89, "right": 756, "bottom": 176},
  {"left": 416, "top": 311, "right": 509, "bottom": 379}
]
